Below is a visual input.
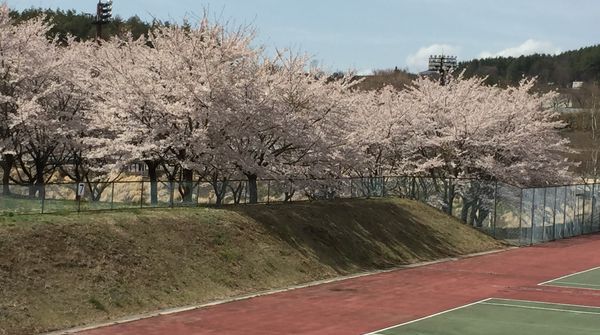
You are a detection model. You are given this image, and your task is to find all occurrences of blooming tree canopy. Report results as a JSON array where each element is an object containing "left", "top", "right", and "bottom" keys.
[{"left": 0, "top": 7, "right": 576, "bottom": 207}]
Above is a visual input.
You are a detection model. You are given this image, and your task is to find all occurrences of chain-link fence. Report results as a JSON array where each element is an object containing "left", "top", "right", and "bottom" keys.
[
  {"left": 1, "top": 176, "right": 599, "bottom": 246},
  {"left": 483, "top": 182, "right": 600, "bottom": 246}
]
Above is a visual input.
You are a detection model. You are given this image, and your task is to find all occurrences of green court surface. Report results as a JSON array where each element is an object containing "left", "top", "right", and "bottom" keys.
[
  {"left": 368, "top": 298, "right": 600, "bottom": 335},
  {"left": 540, "top": 267, "right": 600, "bottom": 290}
]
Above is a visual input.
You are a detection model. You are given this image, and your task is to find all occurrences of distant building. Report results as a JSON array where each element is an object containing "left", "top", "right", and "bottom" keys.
[
  {"left": 572, "top": 81, "right": 584, "bottom": 89},
  {"left": 419, "top": 55, "right": 458, "bottom": 85}
]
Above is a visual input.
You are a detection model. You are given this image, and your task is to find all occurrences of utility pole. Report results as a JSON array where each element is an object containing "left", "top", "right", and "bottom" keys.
[
  {"left": 92, "top": 0, "right": 113, "bottom": 43},
  {"left": 428, "top": 55, "right": 457, "bottom": 86}
]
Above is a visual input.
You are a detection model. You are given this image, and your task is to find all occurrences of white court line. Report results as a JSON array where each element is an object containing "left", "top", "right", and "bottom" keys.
[
  {"left": 550, "top": 281, "right": 600, "bottom": 288},
  {"left": 363, "top": 298, "right": 600, "bottom": 335},
  {"left": 362, "top": 298, "right": 492, "bottom": 335},
  {"left": 480, "top": 302, "right": 600, "bottom": 316},
  {"left": 538, "top": 266, "right": 600, "bottom": 286},
  {"left": 491, "top": 297, "right": 600, "bottom": 309}
]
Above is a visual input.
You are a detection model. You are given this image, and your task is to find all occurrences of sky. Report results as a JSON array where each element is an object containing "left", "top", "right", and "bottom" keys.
[{"left": 6, "top": 0, "right": 600, "bottom": 74}]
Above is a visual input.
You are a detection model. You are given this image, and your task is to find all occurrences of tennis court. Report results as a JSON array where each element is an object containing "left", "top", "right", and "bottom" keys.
[
  {"left": 367, "top": 298, "right": 600, "bottom": 335},
  {"left": 539, "top": 267, "right": 600, "bottom": 290}
]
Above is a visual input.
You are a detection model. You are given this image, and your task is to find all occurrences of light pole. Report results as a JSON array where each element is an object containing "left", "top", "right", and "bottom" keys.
[
  {"left": 428, "top": 55, "right": 457, "bottom": 86},
  {"left": 93, "top": 0, "right": 113, "bottom": 43}
]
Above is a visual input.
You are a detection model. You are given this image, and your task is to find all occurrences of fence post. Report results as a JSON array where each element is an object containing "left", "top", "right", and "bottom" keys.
[
  {"left": 169, "top": 181, "right": 174, "bottom": 208},
  {"left": 267, "top": 180, "right": 271, "bottom": 204},
  {"left": 591, "top": 183, "right": 596, "bottom": 232},
  {"left": 77, "top": 183, "right": 82, "bottom": 213},
  {"left": 530, "top": 189, "right": 536, "bottom": 245},
  {"left": 581, "top": 184, "right": 587, "bottom": 235},
  {"left": 518, "top": 188, "right": 523, "bottom": 245},
  {"left": 244, "top": 181, "right": 248, "bottom": 204},
  {"left": 563, "top": 186, "right": 568, "bottom": 238},
  {"left": 542, "top": 188, "right": 547, "bottom": 241},
  {"left": 110, "top": 182, "right": 115, "bottom": 210},
  {"left": 492, "top": 181, "right": 498, "bottom": 239},
  {"left": 196, "top": 182, "right": 201, "bottom": 207},
  {"left": 41, "top": 185, "right": 46, "bottom": 214},
  {"left": 382, "top": 177, "right": 386, "bottom": 197},
  {"left": 140, "top": 180, "right": 144, "bottom": 209},
  {"left": 552, "top": 187, "right": 557, "bottom": 240},
  {"left": 350, "top": 178, "right": 354, "bottom": 198},
  {"left": 574, "top": 187, "right": 579, "bottom": 235}
]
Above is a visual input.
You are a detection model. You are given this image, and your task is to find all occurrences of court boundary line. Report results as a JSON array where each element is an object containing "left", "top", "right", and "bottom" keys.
[
  {"left": 363, "top": 297, "right": 600, "bottom": 335},
  {"left": 538, "top": 266, "right": 600, "bottom": 286},
  {"left": 363, "top": 298, "right": 492, "bottom": 335},
  {"left": 549, "top": 281, "right": 600, "bottom": 288},
  {"left": 491, "top": 297, "right": 600, "bottom": 309},
  {"left": 480, "top": 301, "right": 600, "bottom": 315}
]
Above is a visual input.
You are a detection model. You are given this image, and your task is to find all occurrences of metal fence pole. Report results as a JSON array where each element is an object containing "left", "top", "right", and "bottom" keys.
[
  {"left": 41, "top": 186, "right": 46, "bottom": 214},
  {"left": 575, "top": 187, "right": 580, "bottom": 235},
  {"left": 563, "top": 186, "right": 568, "bottom": 238},
  {"left": 552, "top": 187, "right": 557, "bottom": 240},
  {"left": 542, "top": 188, "right": 547, "bottom": 241},
  {"left": 492, "top": 181, "right": 498, "bottom": 238},
  {"left": 267, "top": 180, "right": 271, "bottom": 204},
  {"left": 169, "top": 181, "right": 174, "bottom": 208},
  {"left": 140, "top": 180, "right": 144, "bottom": 209},
  {"left": 196, "top": 182, "right": 201, "bottom": 207},
  {"left": 518, "top": 188, "right": 524, "bottom": 245},
  {"left": 382, "top": 177, "right": 386, "bottom": 197},
  {"left": 77, "top": 183, "right": 82, "bottom": 213},
  {"left": 592, "top": 183, "right": 597, "bottom": 232},
  {"left": 530, "top": 189, "right": 536, "bottom": 245},
  {"left": 110, "top": 182, "right": 115, "bottom": 210},
  {"left": 581, "top": 184, "right": 587, "bottom": 234}
]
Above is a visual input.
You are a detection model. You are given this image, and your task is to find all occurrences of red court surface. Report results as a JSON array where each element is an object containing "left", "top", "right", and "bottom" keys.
[{"left": 77, "top": 234, "right": 600, "bottom": 335}]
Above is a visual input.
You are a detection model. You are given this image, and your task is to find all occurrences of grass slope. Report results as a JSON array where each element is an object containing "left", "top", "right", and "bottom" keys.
[{"left": 0, "top": 198, "right": 504, "bottom": 335}]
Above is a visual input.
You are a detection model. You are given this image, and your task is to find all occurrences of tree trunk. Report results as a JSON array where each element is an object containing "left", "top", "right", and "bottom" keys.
[
  {"left": 442, "top": 182, "right": 455, "bottom": 215},
  {"left": 461, "top": 198, "right": 472, "bottom": 223},
  {"left": 212, "top": 179, "right": 227, "bottom": 206},
  {"left": 1, "top": 154, "right": 14, "bottom": 196},
  {"left": 145, "top": 160, "right": 159, "bottom": 205},
  {"left": 246, "top": 173, "right": 258, "bottom": 204},
  {"left": 284, "top": 190, "right": 295, "bottom": 202},
  {"left": 228, "top": 181, "right": 244, "bottom": 204},
  {"left": 35, "top": 166, "right": 45, "bottom": 200},
  {"left": 182, "top": 168, "right": 194, "bottom": 203}
]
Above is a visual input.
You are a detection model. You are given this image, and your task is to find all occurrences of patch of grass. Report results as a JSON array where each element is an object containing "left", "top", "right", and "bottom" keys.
[
  {"left": 0, "top": 198, "right": 504, "bottom": 335},
  {"left": 88, "top": 297, "right": 108, "bottom": 313}
]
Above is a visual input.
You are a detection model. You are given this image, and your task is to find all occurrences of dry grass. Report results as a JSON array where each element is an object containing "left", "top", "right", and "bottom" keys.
[{"left": 0, "top": 198, "right": 504, "bottom": 335}]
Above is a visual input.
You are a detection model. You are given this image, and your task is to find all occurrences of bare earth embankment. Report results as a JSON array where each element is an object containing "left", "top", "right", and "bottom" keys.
[{"left": 0, "top": 198, "right": 504, "bottom": 335}]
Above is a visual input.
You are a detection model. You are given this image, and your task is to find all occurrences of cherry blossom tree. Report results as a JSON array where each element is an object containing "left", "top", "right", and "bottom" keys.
[
  {"left": 219, "top": 52, "right": 356, "bottom": 203},
  {"left": 402, "top": 74, "right": 574, "bottom": 220},
  {"left": 82, "top": 18, "right": 259, "bottom": 204},
  {"left": 0, "top": 6, "right": 85, "bottom": 198}
]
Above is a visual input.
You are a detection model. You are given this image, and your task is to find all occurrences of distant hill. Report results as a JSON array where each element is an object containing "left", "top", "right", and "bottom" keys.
[
  {"left": 458, "top": 45, "right": 600, "bottom": 87},
  {"left": 354, "top": 68, "right": 417, "bottom": 91}
]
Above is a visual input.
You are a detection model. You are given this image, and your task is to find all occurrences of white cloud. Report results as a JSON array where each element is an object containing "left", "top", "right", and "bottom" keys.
[
  {"left": 406, "top": 44, "right": 459, "bottom": 73},
  {"left": 479, "top": 39, "right": 561, "bottom": 58},
  {"left": 357, "top": 68, "right": 373, "bottom": 76}
]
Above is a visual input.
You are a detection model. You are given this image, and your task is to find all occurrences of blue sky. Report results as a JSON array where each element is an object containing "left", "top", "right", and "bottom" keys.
[{"left": 7, "top": 0, "right": 600, "bottom": 74}]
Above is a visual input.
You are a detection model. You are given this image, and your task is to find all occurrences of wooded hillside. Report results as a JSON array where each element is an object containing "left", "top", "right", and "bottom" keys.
[{"left": 458, "top": 45, "right": 600, "bottom": 87}]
